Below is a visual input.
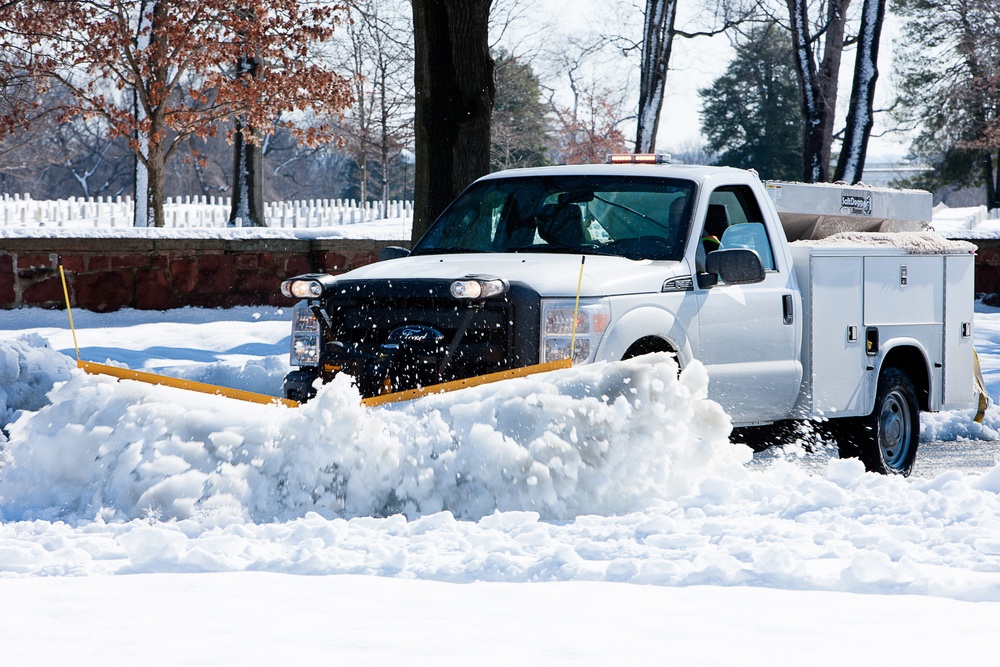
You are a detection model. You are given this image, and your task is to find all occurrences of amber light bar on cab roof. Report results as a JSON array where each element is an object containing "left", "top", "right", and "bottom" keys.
[{"left": 605, "top": 153, "right": 672, "bottom": 164}]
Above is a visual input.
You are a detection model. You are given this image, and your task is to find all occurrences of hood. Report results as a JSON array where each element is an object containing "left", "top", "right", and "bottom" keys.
[{"left": 334, "top": 253, "right": 687, "bottom": 297}]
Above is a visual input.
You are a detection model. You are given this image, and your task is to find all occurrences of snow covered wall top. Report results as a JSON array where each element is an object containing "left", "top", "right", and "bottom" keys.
[{"left": 766, "top": 180, "right": 933, "bottom": 241}]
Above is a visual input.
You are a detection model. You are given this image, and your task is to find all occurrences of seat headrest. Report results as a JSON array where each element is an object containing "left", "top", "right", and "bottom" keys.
[{"left": 705, "top": 204, "right": 729, "bottom": 237}]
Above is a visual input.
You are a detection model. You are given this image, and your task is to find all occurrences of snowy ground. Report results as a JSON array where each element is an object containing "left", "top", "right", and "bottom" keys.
[{"left": 3, "top": 304, "right": 1000, "bottom": 664}]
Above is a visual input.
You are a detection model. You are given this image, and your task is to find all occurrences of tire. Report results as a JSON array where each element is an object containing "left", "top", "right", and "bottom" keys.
[
  {"left": 732, "top": 422, "right": 792, "bottom": 452},
  {"left": 831, "top": 367, "right": 919, "bottom": 476},
  {"left": 283, "top": 368, "right": 319, "bottom": 403}
]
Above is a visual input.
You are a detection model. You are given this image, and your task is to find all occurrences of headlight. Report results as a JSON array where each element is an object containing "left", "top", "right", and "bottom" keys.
[
  {"left": 281, "top": 273, "right": 337, "bottom": 299},
  {"left": 540, "top": 298, "right": 611, "bottom": 365},
  {"left": 450, "top": 276, "right": 508, "bottom": 299},
  {"left": 289, "top": 301, "right": 321, "bottom": 366}
]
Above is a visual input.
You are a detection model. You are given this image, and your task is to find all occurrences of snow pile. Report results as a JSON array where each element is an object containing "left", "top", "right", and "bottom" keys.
[
  {"left": 2, "top": 307, "right": 1000, "bottom": 608},
  {"left": 158, "top": 354, "right": 290, "bottom": 398},
  {"left": 0, "top": 334, "right": 75, "bottom": 431},
  {"left": 0, "top": 353, "right": 748, "bottom": 523},
  {"left": 3, "top": 456, "right": 1000, "bottom": 603},
  {"left": 931, "top": 203, "right": 1000, "bottom": 236}
]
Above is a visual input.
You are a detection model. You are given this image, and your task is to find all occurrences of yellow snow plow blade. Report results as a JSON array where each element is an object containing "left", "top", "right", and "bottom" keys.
[
  {"left": 61, "top": 261, "right": 577, "bottom": 410},
  {"left": 360, "top": 359, "right": 573, "bottom": 408},
  {"left": 77, "top": 358, "right": 571, "bottom": 409},
  {"left": 78, "top": 360, "right": 300, "bottom": 407}
]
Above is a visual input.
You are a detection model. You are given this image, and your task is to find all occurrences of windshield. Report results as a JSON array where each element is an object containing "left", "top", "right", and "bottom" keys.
[{"left": 411, "top": 175, "right": 696, "bottom": 261}]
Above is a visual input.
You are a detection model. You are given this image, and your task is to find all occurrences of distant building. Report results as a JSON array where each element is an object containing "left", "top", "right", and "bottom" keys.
[{"left": 858, "top": 161, "right": 930, "bottom": 188}]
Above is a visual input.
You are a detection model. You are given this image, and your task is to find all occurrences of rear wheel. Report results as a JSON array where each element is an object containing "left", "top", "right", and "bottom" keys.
[{"left": 831, "top": 367, "right": 919, "bottom": 476}]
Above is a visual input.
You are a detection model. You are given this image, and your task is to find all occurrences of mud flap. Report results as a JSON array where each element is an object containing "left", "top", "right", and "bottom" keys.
[{"left": 973, "top": 347, "right": 989, "bottom": 424}]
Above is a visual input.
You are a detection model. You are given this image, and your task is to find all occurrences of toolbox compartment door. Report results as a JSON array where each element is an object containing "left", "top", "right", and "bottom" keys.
[
  {"left": 943, "top": 254, "right": 976, "bottom": 409},
  {"left": 810, "top": 255, "right": 869, "bottom": 416}
]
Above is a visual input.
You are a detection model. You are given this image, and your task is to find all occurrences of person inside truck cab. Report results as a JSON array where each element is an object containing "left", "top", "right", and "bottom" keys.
[
  {"left": 537, "top": 202, "right": 586, "bottom": 248},
  {"left": 696, "top": 203, "right": 730, "bottom": 271}
]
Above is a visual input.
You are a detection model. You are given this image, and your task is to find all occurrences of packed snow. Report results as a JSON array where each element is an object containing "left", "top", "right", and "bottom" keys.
[
  {"left": 2, "top": 304, "right": 1000, "bottom": 663},
  {"left": 793, "top": 231, "right": 977, "bottom": 255}
]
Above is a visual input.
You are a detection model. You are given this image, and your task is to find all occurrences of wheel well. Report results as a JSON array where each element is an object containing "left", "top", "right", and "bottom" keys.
[
  {"left": 882, "top": 346, "right": 930, "bottom": 411},
  {"left": 622, "top": 336, "right": 675, "bottom": 360}
]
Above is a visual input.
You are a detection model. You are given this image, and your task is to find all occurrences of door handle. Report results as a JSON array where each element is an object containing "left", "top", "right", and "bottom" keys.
[{"left": 782, "top": 294, "right": 793, "bottom": 325}]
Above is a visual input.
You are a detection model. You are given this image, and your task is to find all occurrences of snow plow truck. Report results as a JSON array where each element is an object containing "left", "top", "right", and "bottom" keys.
[{"left": 280, "top": 155, "right": 982, "bottom": 476}]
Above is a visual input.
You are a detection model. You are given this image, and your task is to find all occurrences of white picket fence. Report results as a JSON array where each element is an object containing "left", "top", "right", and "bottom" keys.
[{"left": 0, "top": 193, "right": 414, "bottom": 228}]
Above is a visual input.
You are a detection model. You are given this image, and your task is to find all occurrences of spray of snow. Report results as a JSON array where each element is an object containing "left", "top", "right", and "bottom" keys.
[{"left": 0, "top": 353, "right": 748, "bottom": 523}]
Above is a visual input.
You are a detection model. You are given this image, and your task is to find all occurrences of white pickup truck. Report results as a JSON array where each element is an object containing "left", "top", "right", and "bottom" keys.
[{"left": 280, "top": 157, "right": 979, "bottom": 476}]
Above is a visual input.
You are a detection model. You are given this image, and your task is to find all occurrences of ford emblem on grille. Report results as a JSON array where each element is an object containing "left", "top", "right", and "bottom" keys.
[{"left": 387, "top": 324, "right": 445, "bottom": 347}]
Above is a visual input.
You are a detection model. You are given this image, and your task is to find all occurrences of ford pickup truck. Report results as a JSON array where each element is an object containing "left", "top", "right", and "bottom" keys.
[{"left": 280, "top": 156, "right": 979, "bottom": 476}]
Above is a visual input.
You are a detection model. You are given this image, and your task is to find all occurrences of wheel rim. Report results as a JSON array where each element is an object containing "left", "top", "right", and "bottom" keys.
[{"left": 878, "top": 389, "right": 913, "bottom": 470}]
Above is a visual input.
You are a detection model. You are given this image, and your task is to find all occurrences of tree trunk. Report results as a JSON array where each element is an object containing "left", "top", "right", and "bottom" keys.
[
  {"left": 635, "top": 0, "right": 678, "bottom": 153},
  {"left": 359, "top": 151, "right": 367, "bottom": 206},
  {"left": 986, "top": 151, "right": 999, "bottom": 211},
  {"left": 229, "top": 53, "right": 266, "bottom": 227},
  {"left": 229, "top": 115, "right": 266, "bottom": 227},
  {"left": 380, "top": 66, "right": 390, "bottom": 218},
  {"left": 410, "top": 0, "right": 495, "bottom": 245},
  {"left": 816, "top": 0, "right": 849, "bottom": 179},
  {"left": 133, "top": 0, "right": 153, "bottom": 227},
  {"left": 994, "top": 150, "right": 1000, "bottom": 211},
  {"left": 146, "top": 130, "right": 166, "bottom": 228},
  {"left": 786, "top": 0, "right": 850, "bottom": 182},
  {"left": 133, "top": 125, "right": 151, "bottom": 227},
  {"left": 380, "top": 129, "right": 390, "bottom": 219},
  {"left": 834, "top": 0, "right": 885, "bottom": 184}
]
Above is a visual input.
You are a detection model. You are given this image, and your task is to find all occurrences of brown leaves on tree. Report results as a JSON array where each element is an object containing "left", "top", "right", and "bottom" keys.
[
  {"left": 550, "top": 87, "right": 628, "bottom": 165},
  {"left": 0, "top": 0, "right": 353, "bottom": 225}
]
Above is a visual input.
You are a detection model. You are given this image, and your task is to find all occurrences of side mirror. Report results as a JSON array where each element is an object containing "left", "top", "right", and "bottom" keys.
[
  {"left": 379, "top": 245, "right": 410, "bottom": 261},
  {"left": 704, "top": 248, "right": 765, "bottom": 285}
]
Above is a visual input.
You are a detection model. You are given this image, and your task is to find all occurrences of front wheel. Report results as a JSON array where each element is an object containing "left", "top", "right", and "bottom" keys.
[
  {"left": 831, "top": 368, "right": 919, "bottom": 476},
  {"left": 283, "top": 368, "right": 319, "bottom": 403}
]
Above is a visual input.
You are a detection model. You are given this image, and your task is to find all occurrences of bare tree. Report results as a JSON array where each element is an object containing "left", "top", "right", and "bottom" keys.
[
  {"left": 336, "top": 0, "right": 413, "bottom": 212},
  {"left": 834, "top": 0, "right": 886, "bottom": 184},
  {"left": 551, "top": 83, "right": 630, "bottom": 164},
  {"left": 633, "top": 0, "right": 754, "bottom": 153},
  {"left": 784, "top": 0, "right": 851, "bottom": 182},
  {"left": 0, "top": 1, "right": 353, "bottom": 226},
  {"left": 1, "top": 78, "right": 134, "bottom": 198},
  {"left": 636, "top": 0, "right": 679, "bottom": 153}
]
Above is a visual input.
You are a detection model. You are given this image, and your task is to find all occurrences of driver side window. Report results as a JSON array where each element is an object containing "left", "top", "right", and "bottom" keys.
[{"left": 699, "top": 185, "right": 776, "bottom": 271}]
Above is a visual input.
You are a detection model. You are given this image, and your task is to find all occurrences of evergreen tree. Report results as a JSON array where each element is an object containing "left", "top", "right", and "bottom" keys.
[
  {"left": 892, "top": 0, "right": 1000, "bottom": 209},
  {"left": 698, "top": 24, "right": 803, "bottom": 181},
  {"left": 490, "top": 50, "right": 551, "bottom": 171}
]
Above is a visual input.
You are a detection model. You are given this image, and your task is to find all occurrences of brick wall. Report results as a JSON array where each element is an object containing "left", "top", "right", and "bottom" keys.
[
  {"left": 971, "top": 238, "right": 1000, "bottom": 304},
  {"left": 2, "top": 236, "right": 996, "bottom": 312},
  {"left": 0, "top": 238, "right": 407, "bottom": 311}
]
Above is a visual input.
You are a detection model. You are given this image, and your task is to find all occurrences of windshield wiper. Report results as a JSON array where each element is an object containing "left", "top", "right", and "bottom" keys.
[
  {"left": 592, "top": 194, "right": 672, "bottom": 234},
  {"left": 509, "top": 244, "right": 634, "bottom": 257},
  {"left": 509, "top": 244, "right": 586, "bottom": 254},
  {"left": 409, "top": 247, "right": 486, "bottom": 256}
]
